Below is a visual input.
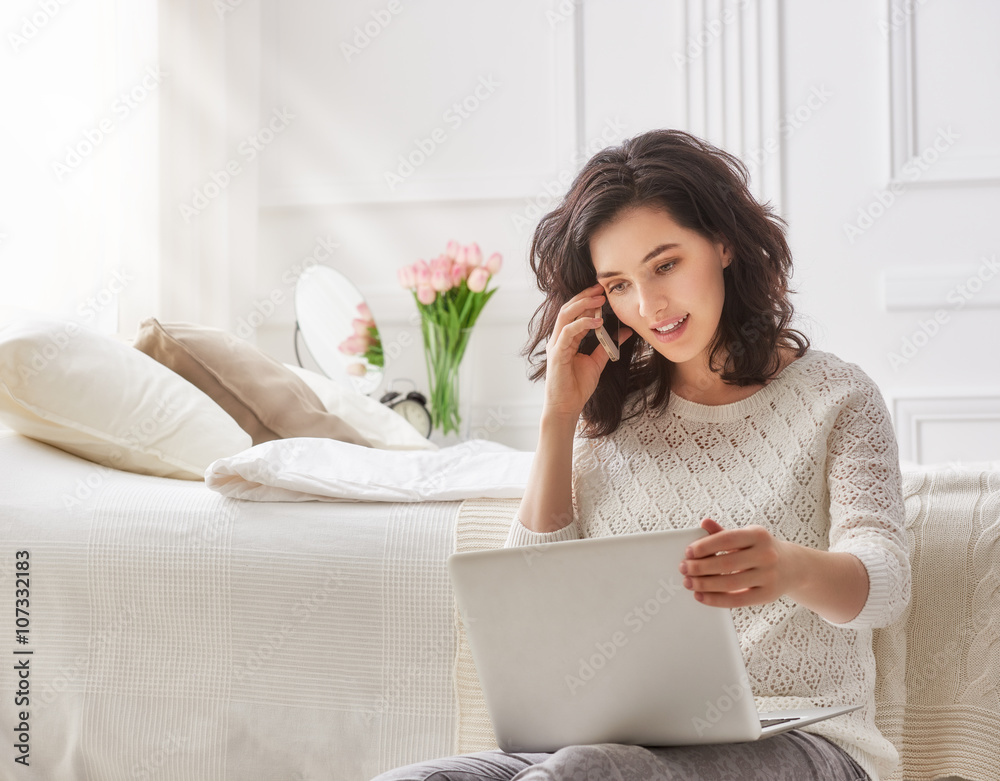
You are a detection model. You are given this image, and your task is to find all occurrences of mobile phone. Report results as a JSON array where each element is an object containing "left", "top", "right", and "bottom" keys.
[{"left": 577, "top": 301, "right": 621, "bottom": 361}]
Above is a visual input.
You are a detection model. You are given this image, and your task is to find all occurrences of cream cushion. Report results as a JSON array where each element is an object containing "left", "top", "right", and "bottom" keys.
[
  {"left": 133, "top": 319, "right": 381, "bottom": 448},
  {"left": 283, "top": 363, "right": 438, "bottom": 451},
  {"left": 0, "top": 316, "right": 252, "bottom": 480}
]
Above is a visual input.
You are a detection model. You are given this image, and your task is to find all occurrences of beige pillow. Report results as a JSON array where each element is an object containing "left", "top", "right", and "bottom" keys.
[
  {"left": 132, "top": 318, "right": 375, "bottom": 448},
  {"left": 283, "top": 364, "right": 437, "bottom": 451},
  {"left": 0, "top": 316, "right": 252, "bottom": 480}
]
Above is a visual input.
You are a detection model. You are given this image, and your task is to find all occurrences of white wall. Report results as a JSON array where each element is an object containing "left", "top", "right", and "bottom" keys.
[
  {"left": 221, "top": 0, "right": 997, "bottom": 458},
  {"left": 11, "top": 0, "right": 993, "bottom": 458}
]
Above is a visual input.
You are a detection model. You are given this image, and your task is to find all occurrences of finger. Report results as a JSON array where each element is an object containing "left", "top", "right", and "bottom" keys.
[
  {"left": 681, "top": 548, "right": 758, "bottom": 578},
  {"left": 685, "top": 569, "right": 759, "bottom": 593},
  {"left": 700, "top": 518, "right": 726, "bottom": 535},
  {"left": 556, "top": 289, "right": 605, "bottom": 324},
  {"left": 686, "top": 527, "right": 765, "bottom": 559},
  {"left": 693, "top": 588, "right": 764, "bottom": 609},
  {"left": 553, "top": 313, "right": 603, "bottom": 357},
  {"left": 549, "top": 296, "right": 605, "bottom": 348}
]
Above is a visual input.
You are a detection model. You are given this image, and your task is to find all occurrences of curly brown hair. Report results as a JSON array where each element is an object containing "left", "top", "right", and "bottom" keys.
[{"left": 522, "top": 128, "right": 810, "bottom": 438}]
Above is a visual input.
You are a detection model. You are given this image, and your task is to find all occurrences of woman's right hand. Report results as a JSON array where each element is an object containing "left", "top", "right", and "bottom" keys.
[{"left": 543, "top": 282, "right": 633, "bottom": 422}]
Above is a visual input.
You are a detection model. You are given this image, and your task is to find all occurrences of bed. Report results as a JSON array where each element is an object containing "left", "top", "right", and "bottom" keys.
[{"left": 0, "top": 427, "right": 464, "bottom": 780}]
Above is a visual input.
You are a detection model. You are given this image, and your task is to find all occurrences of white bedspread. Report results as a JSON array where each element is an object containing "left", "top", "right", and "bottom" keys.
[
  {"left": 205, "top": 436, "right": 534, "bottom": 502},
  {"left": 0, "top": 431, "right": 462, "bottom": 780}
]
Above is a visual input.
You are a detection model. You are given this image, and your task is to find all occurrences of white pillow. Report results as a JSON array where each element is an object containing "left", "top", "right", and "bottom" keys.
[
  {"left": 283, "top": 363, "right": 437, "bottom": 451},
  {"left": 0, "top": 316, "right": 252, "bottom": 480}
]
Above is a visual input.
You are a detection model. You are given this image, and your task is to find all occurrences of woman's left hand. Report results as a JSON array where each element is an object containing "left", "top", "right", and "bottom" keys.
[{"left": 679, "top": 518, "right": 795, "bottom": 608}]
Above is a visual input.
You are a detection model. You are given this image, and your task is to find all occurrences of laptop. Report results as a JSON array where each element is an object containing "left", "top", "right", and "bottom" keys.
[{"left": 447, "top": 526, "right": 860, "bottom": 753}]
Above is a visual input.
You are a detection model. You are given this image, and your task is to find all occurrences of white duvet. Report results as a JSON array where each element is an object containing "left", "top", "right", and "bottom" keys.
[{"left": 205, "top": 436, "right": 535, "bottom": 502}]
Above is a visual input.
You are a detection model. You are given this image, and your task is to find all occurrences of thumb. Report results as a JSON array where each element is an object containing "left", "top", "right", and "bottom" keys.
[{"left": 700, "top": 518, "right": 726, "bottom": 535}]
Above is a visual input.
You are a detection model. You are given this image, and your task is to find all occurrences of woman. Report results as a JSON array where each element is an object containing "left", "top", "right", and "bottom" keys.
[{"left": 372, "top": 129, "right": 909, "bottom": 781}]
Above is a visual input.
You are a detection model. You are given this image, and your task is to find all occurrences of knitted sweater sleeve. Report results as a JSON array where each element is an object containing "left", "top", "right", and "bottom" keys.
[
  {"left": 503, "top": 418, "right": 585, "bottom": 548},
  {"left": 823, "top": 374, "right": 911, "bottom": 630}
]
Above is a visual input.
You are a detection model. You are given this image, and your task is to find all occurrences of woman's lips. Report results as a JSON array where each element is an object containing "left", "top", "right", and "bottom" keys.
[{"left": 651, "top": 314, "right": 689, "bottom": 342}]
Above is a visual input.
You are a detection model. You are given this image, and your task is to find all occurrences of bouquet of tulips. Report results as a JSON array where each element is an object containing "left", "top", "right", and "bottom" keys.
[
  {"left": 337, "top": 302, "right": 383, "bottom": 378},
  {"left": 398, "top": 240, "right": 501, "bottom": 435}
]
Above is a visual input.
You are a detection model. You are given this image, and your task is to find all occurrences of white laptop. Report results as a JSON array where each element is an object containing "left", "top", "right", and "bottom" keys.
[{"left": 447, "top": 526, "right": 860, "bottom": 753}]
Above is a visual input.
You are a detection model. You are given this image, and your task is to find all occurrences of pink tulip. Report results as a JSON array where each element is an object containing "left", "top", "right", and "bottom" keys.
[
  {"left": 467, "top": 242, "right": 483, "bottom": 267},
  {"left": 397, "top": 265, "right": 416, "bottom": 290},
  {"left": 445, "top": 239, "right": 459, "bottom": 259},
  {"left": 467, "top": 266, "right": 489, "bottom": 293},
  {"left": 339, "top": 334, "right": 370, "bottom": 355},
  {"left": 346, "top": 362, "right": 367, "bottom": 377},
  {"left": 430, "top": 268, "right": 451, "bottom": 292},
  {"left": 352, "top": 318, "right": 372, "bottom": 336},
  {"left": 430, "top": 254, "right": 453, "bottom": 280},
  {"left": 414, "top": 260, "right": 431, "bottom": 285},
  {"left": 485, "top": 252, "right": 503, "bottom": 275},
  {"left": 356, "top": 302, "right": 372, "bottom": 320},
  {"left": 416, "top": 284, "right": 436, "bottom": 305},
  {"left": 455, "top": 244, "right": 468, "bottom": 266},
  {"left": 450, "top": 263, "right": 465, "bottom": 287}
]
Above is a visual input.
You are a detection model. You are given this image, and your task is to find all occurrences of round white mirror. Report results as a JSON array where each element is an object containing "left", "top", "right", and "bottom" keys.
[{"left": 294, "top": 265, "right": 384, "bottom": 395}]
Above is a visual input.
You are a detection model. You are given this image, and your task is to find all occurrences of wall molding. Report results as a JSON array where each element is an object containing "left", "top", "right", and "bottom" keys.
[
  {"left": 258, "top": 2, "right": 579, "bottom": 207},
  {"left": 887, "top": 0, "right": 1000, "bottom": 185},
  {"left": 892, "top": 391, "right": 1000, "bottom": 463},
  {"left": 882, "top": 260, "right": 1000, "bottom": 310},
  {"left": 682, "top": 0, "right": 784, "bottom": 212}
]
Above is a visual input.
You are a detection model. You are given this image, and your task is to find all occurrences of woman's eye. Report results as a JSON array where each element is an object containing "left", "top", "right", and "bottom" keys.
[{"left": 607, "top": 261, "right": 676, "bottom": 295}]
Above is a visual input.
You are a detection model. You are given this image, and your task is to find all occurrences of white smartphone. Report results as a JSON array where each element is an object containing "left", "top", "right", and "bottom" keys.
[{"left": 579, "top": 302, "right": 620, "bottom": 362}]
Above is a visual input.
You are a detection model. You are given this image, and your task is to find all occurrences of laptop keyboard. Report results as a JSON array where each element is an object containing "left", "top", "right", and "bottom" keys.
[{"left": 759, "top": 717, "right": 797, "bottom": 728}]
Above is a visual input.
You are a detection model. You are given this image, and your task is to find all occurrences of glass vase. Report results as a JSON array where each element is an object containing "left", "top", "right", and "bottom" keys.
[{"left": 422, "top": 320, "right": 475, "bottom": 445}]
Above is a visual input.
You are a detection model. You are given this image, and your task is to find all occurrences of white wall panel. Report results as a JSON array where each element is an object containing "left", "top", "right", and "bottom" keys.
[
  {"left": 257, "top": 0, "right": 577, "bottom": 206},
  {"left": 241, "top": 0, "right": 999, "bottom": 456},
  {"left": 889, "top": 0, "right": 1000, "bottom": 184}
]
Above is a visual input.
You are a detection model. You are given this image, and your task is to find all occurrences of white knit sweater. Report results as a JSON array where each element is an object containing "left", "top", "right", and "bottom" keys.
[{"left": 504, "top": 348, "right": 911, "bottom": 781}]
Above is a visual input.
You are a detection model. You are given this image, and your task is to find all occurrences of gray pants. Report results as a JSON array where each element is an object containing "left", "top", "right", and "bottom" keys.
[{"left": 370, "top": 730, "right": 870, "bottom": 781}]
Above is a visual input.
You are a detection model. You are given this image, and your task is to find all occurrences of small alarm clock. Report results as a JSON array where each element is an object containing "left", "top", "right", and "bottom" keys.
[{"left": 380, "top": 388, "right": 433, "bottom": 438}]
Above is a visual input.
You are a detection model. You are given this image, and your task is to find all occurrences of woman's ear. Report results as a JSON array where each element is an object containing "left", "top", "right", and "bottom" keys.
[{"left": 720, "top": 242, "right": 733, "bottom": 269}]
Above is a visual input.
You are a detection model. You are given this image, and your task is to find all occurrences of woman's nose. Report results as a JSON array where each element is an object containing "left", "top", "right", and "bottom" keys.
[{"left": 635, "top": 284, "right": 667, "bottom": 320}]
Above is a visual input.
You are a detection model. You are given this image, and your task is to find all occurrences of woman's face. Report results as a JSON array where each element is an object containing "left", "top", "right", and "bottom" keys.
[{"left": 589, "top": 204, "right": 731, "bottom": 367}]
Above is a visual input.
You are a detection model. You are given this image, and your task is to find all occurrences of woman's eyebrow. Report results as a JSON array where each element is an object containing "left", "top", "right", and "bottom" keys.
[{"left": 596, "top": 243, "right": 682, "bottom": 280}]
